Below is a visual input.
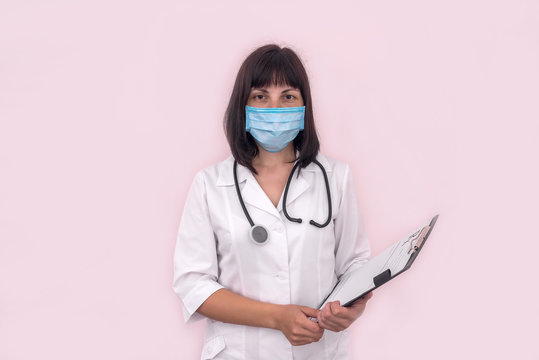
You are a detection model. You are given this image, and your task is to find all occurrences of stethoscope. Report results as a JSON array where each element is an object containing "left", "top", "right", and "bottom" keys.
[{"left": 233, "top": 159, "right": 332, "bottom": 245}]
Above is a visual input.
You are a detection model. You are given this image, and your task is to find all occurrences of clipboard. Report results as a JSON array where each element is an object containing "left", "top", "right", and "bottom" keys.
[{"left": 318, "top": 214, "right": 439, "bottom": 309}]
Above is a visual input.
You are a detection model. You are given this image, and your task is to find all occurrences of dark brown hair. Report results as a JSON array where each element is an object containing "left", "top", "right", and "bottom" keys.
[{"left": 223, "top": 44, "right": 320, "bottom": 175}]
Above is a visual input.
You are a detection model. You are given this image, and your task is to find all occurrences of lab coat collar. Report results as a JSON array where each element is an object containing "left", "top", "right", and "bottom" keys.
[
  {"left": 216, "top": 151, "right": 332, "bottom": 220},
  {"left": 216, "top": 151, "right": 332, "bottom": 186}
]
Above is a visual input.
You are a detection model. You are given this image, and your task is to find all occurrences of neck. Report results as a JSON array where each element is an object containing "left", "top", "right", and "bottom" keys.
[{"left": 253, "top": 143, "right": 296, "bottom": 168}]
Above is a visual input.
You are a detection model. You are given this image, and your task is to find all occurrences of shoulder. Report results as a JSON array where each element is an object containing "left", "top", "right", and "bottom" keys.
[
  {"left": 191, "top": 154, "right": 235, "bottom": 188},
  {"left": 310, "top": 153, "right": 351, "bottom": 183},
  {"left": 313, "top": 154, "right": 358, "bottom": 213}
]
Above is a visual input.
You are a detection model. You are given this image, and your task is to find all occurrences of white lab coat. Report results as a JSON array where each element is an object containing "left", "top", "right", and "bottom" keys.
[{"left": 173, "top": 153, "right": 370, "bottom": 360}]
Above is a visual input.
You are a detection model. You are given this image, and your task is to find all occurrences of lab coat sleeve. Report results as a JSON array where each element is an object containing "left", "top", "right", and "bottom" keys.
[
  {"left": 333, "top": 164, "right": 371, "bottom": 279},
  {"left": 172, "top": 170, "right": 224, "bottom": 324}
]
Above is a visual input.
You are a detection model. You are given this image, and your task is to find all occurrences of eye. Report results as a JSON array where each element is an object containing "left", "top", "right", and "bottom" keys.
[
  {"left": 284, "top": 94, "right": 295, "bottom": 100},
  {"left": 253, "top": 94, "right": 265, "bottom": 100}
]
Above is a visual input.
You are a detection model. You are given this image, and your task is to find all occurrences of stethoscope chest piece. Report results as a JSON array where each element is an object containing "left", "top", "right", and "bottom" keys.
[{"left": 249, "top": 224, "right": 269, "bottom": 245}]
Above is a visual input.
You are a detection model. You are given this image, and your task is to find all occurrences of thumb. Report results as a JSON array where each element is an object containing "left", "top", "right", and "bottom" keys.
[{"left": 299, "top": 306, "right": 320, "bottom": 318}]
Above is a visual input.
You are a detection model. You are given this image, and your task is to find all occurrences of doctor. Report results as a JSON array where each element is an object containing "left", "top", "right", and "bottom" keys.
[{"left": 173, "top": 44, "right": 373, "bottom": 360}]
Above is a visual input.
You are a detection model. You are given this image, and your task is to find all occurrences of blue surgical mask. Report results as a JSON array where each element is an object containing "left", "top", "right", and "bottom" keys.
[{"left": 245, "top": 105, "right": 305, "bottom": 153}]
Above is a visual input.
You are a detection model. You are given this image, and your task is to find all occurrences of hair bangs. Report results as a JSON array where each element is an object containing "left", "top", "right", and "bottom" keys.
[{"left": 250, "top": 53, "right": 302, "bottom": 90}]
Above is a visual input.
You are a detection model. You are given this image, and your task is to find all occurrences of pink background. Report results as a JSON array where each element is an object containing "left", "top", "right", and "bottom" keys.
[{"left": 1, "top": 0, "right": 537, "bottom": 359}]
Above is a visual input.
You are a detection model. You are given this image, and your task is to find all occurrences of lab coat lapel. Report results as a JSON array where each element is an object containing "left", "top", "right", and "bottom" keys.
[
  {"left": 277, "top": 168, "right": 310, "bottom": 212},
  {"left": 242, "top": 175, "right": 282, "bottom": 220},
  {"left": 231, "top": 161, "right": 282, "bottom": 221},
  {"left": 220, "top": 155, "right": 316, "bottom": 220}
]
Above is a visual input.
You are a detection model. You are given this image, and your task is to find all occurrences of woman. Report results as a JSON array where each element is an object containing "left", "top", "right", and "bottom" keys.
[{"left": 173, "top": 44, "right": 373, "bottom": 360}]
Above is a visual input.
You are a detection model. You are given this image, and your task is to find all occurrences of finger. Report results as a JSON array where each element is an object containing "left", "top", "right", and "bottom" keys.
[
  {"left": 330, "top": 301, "right": 339, "bottom": 314},
  {"left": 332, "top": 302, "right": 358, "bottom": 321},
  {"left": 356, "top": 292, "right": 373, "bottom": 303},
  {"left": 317, "top": 315, "right": 341, "bottom": 332},
  {"left": 349, "top": 296, "right": 371, "bottom": 318},
  {"left": 359, "top": 292, "right": 373, "bottom": 301},
  {"left": 300, "top": 332, "right": 323, "bottom": 342},
  {"left": 318, "top": 318, "right": 344, "bottom": 332},
  {"left": 350, "top": 297, "right": 369, "bottom": 307},
  {"left": 319, "top": 306, "right": 346, "bottom": 331},
  {"left": 299, "top": 319, "right": 324, "bottom": 335},
  {"left": 348, "top": 302, "right": 367, "bottom": 314},
  {"left": 345, "top": 304, "right": 366, "bottom": 321},
  {"left": 322, "top": 314, "right": 348, "bottom": 331},
  {"left": 317, "top": 307, "right": 326, "bottom": 328},
  {"left": 288, "top": 325, "right": 321, "bottom": 344},
  {"left": 330, "top": 301, "right": 354, "bottom": 320},
  {"left": 320, "top": 302, "right": 350, "bottom": 331},
  {"left": 327, "top": 303, "right": 355, "bottom": 328},
  {"left": 300, "top": 306, "right": 321, "bottom": 319},
  {"left": 290, "top": 338, "right": 312, "bottom": 346},
  {"left": 292, "top": 330, "right": 324, "bottom": 343},
  {"left": 297, "top": 310, "right": 324, "bottom": 334},
  {"left": 291, "top": 336, "right": 320, "bottom": 346},
  {"left": 325, "top": 302, "right": 345, "bottom": 324},
  {"left": 318, "top": 304, "right": 330, "bottom": 322}
]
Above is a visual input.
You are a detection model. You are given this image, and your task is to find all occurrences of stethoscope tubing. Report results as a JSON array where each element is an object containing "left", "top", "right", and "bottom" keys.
[
  {"left": 233, "top": 158, "right": 332, "bottom": 231},
  {"left": 233, "top": 160, "right": 255, "bottom": 226},
  {"left": 282, "top": 159, "right": 332, "bottom": 228}
]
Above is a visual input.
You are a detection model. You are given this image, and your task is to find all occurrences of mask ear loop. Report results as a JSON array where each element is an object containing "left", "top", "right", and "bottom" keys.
[
  {"left": 282, "top": 159, "right": 332, "bottom": 228},
  {"left": 234, "top": 160, "right": 269, "bottom": 244}
]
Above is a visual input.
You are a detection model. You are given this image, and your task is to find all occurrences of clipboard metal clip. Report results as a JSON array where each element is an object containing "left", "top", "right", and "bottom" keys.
[{"left": 407, "top": 225, "right": 430, "bottom": 254}]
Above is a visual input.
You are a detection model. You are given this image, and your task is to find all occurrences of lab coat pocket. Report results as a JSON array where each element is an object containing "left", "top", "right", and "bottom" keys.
[
  {"left": 214, "top": 213, "right": 246, "bottom": 256},
  {"left": 201, "top": 335, "right": 226, "bottom": 360}
]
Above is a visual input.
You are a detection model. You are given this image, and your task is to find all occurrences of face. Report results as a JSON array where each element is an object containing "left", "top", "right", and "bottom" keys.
[{"left": 247, "top": 84, "right": 304, "bottom": 108}]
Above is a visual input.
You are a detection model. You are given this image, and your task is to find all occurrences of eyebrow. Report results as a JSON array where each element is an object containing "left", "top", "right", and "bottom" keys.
[{"left": 251, "top": 88, "right": 299, "bottom": 93}]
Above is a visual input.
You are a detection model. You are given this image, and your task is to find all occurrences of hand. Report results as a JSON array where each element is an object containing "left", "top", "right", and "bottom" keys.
[
  {"left": 317, "top": 292, "right": 373, "bottom": 332},
  {"left": 276, "top": 305, "right": 324, "bottom": 346}
]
